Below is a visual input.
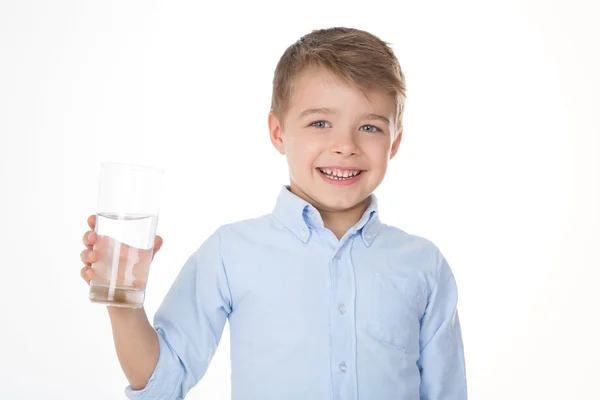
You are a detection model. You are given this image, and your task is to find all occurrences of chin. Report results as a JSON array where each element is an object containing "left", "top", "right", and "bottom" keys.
[
  {"left": 313, "top": 189, "right": 368, "bottom": 211},
  {"left": 290, "top": 177, "right": 371, "bottom": 210}
]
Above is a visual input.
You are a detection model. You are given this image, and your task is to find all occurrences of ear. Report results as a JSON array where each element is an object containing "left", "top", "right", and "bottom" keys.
[
  {"left": 268, "top": 111, "right": 285, "bottom": 155},
  {"left": 389, "top": 129, "right": 403, "bottom": 160}
]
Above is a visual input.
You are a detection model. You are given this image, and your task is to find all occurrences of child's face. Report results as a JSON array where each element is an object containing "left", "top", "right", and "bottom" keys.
[{"left": 269, "top": 66, "right": 402, "bottom": 213}]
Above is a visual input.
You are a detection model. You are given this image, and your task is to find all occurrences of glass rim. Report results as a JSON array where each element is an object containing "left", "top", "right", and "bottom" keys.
[{"left": 101, "top": 162, "right": 165, "bottom": 174}]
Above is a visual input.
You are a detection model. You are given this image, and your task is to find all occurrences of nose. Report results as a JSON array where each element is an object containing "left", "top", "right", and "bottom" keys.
[{"left": 330, "top": 130, "right": 360, "bottom": 156}]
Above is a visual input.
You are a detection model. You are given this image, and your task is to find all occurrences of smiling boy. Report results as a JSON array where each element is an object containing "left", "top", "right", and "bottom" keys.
[{"left": 81, "top": 27, "right": 467, "bottom": 399}]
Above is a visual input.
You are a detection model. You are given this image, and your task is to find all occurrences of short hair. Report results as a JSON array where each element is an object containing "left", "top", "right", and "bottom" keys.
[{"left": 270, "top": 27, "right": 407, "bottom": 134}]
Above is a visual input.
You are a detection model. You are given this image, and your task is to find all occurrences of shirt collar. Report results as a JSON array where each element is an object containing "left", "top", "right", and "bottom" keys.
[
  {"left": 355, "top": 195, "right": 382, "bottom": 247},
  {"left": 272, "top": 185, "right": 382, "bottom": 246}
]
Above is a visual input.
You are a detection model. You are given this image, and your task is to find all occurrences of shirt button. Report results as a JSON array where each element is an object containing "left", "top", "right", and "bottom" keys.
[
  {"left": 339, "top": 362, "right": 347, "bottom": 373},
  {"left": 338, "top": 304, "right": 346, "bottom": 314},
  {"left": 365, "top": 233, "right": 372, "bottom": 241},
  {"left": 301, "top": 229, "right": 307, "bottom": 238},
  {"left": 334, "top": 252, "right": 341, "bottom": 260}
]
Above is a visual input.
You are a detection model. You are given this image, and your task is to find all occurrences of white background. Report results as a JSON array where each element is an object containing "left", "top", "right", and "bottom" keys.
[{"left": 1, "top": 0, "right": 598, "bottom": 399}]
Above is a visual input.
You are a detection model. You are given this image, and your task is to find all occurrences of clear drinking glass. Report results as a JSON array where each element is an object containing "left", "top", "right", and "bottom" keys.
[{"left": 89, "top": 162, "right": 164, "bottom": 308}]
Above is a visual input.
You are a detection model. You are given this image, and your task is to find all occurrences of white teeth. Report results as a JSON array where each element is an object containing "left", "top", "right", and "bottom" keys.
[{"left": 319, "top": 168, "right": 362, "bottom": 180}]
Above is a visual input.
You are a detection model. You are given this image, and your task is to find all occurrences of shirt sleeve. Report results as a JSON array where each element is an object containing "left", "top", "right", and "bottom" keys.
[
  {"left": 125, "top": 227, "right": 232, "bottom": 400},
  {"left": 417, "top": 247, "right": 468, "bottom": 400}
]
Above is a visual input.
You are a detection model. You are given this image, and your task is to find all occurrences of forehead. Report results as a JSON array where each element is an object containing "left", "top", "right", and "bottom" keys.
[{"left": 287, "top": 66, "right": 395, "bottom": 117}]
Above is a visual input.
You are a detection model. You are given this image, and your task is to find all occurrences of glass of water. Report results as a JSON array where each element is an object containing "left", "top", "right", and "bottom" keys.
[{"left": 89, "top": 162, "right": 164, "bottom": 308}]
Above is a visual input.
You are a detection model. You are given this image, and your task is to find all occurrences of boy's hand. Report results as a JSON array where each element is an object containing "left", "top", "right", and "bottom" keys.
[{"left": 80, "top": 214, "right": 163, "bottom": 285}]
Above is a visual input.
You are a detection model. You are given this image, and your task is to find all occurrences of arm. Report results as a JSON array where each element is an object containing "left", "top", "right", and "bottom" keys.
[
  {"left": 107, "top": 307, "right": 159, "bottom": 390},
  {"left": 417, "top": 248, "right": 467, "bottom": 399},
  {"left": 125, "top": 227, "right": 232, "bottom": 399}
]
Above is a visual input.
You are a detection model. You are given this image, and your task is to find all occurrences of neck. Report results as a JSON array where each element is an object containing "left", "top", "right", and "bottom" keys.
[
  {"left": 319, "top": 201, "right": 369, "bottom": 240},
  {"left": 288, "top": 184, "right": 370, "bottom": 240}
]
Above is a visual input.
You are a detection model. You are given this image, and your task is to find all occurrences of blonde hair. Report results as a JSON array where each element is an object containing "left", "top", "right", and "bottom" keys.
[{"left": 270, "top": 27, "right": 407, "bottom": 134}]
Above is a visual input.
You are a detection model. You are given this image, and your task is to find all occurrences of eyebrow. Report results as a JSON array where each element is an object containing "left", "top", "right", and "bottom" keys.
[
  {"left": 297, "top": 107, "right": 337, "bottom": 120},
  {"left": 297, "top": 107, "right": 390, "bottom": 125}
]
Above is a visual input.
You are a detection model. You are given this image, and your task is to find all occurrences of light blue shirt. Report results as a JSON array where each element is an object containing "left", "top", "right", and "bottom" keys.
[{"left": 126, "top": 186, "right": 467, "bottom": 399}]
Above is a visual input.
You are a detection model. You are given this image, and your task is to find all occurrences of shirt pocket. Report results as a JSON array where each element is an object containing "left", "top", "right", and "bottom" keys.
[{"left": 369, "top": 272, "right": 425, "bottom": 352}]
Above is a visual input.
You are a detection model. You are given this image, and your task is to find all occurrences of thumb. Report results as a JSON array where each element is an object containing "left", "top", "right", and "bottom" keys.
[{"left": 152, "top": 235, "right": 163, "bottom": 259}]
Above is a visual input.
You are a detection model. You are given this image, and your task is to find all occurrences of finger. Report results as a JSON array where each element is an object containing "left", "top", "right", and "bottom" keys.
[
  {"left": 80, "top": 266, "right": 94, "bottom": 284},
  {"left": 154, "top": 235, "right": 163, "bottom": 253},
  {"left": 132, "top": 279, "right": 146, "bottom": 289},
  {"left": 80, "top": 249, "right": 97, "bottom": 265},
  {"left": 151, "top": 235, "right": 163, "bottom": 261},
  {"left": 82, "top": 231, "right": 97, "bottom": 248},
  {"left": 87, "top": 214, "right": 96, "bottom": 230}
]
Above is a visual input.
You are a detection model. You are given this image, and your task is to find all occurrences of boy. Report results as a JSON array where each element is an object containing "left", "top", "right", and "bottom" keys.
[{"left": 80, "top": 27, "right": 467, "bottom": 399}]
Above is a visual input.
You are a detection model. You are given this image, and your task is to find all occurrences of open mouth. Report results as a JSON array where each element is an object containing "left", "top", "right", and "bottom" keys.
[{"left": 317, "top": 167, "right": 364, "bottom": 181}]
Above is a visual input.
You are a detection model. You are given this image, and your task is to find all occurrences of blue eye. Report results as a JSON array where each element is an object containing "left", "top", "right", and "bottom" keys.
[
  {"left": 310, "top": 121, "right": 330, "bottom": 129},
  {"left": 360, "top": 124, "right": 380, "bottom": 133}
]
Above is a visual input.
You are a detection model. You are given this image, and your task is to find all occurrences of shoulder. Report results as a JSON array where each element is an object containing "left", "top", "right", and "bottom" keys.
[
  {"left": 377, "top": 223, "right": 450, "bottom": 279},
  {"left": 216, "top": 213, "right": 277, "bottom": 235},
  {"left": 189, "top": 213, "right": 276, "bottom": 260},
  {"left": 378, "top": 223, "right": 439, "bottom": 257},
  {"left": 378, "top": 223, "right": 429, "bottom": 244},
  {"left": 207, "top": 213, "right": 284, "bottom": 248}
]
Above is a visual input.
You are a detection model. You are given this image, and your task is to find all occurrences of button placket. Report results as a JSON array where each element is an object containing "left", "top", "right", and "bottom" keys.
[{"left": 330, "top": 236, "right": 357, "bottom": 397}]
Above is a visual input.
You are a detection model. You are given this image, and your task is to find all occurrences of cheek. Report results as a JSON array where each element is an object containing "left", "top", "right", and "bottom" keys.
[
  {"left": 286, "top": 137, "right": 321, "bottom": 168},
  {"left": 364, "top": 142, "right": 391, "bottom": 171}
]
